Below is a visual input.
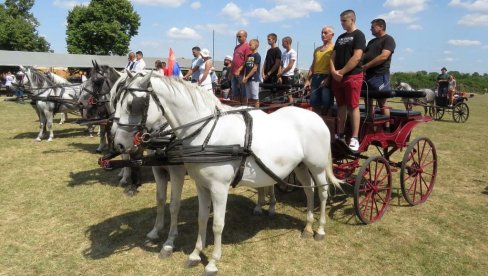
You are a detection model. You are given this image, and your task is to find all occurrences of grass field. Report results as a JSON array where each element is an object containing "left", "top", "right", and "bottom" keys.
[{"left": 0, "top": 96, "right": 487, "bottom": 275}]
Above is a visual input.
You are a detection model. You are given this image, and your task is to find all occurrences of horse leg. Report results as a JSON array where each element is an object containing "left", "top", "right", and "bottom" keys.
[
  {"left": 96, "top": 126, "right": 107, "bottom": 153},
  {"left": 294, "top": 164, "right": 315, "bottom": 239},
  {"left": 119, "top": 154, "right": 131, "bottom": 186},
  {"left": 45, "top": 111, "right": 54, "bottom": 142},
  {"left": 147, "top": 166, "right": 169, "bottom": 241},
  {"left": 187, "top": 183, "right": 211, "bottom": 268},
  {"left": 310, "top": 170, "right": 329, "bottom": 241},
  {"left": 253, "top": 188, "right": 265, "bottom": 215},
  {"left": 59, "top": 112, "right": 67, "bottom": 125},
  {"left": 203, "top": 184, "right": 230, "bottom": 276},
  {"left": 160, "top": 165, "right": 186, "bottom": 258},
  {"left": 268, "top": 185, "right": 276, "bottom": 216},
  {"left": 36, "top": 112, "right": 45, "bottom": 142}
]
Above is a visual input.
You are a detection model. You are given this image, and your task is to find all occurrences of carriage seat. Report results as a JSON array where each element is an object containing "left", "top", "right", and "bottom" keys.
[{"left": 390, "top": 109, "right": 422, "bottom": 117}]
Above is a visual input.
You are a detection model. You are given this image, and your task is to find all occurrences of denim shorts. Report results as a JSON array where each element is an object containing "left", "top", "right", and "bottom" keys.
[
  {"left": 364, "top": 74, "right": 390, "bottom": 91},
  {"left": 231, "top": 75, "right": 246, "bottom": 98},
  {"left": 309, "top": 74, "right": 333, "bottom": 109}
]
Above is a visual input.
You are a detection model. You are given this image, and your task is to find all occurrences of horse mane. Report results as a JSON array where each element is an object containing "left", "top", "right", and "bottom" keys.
[
  {"left": 28, "top": 67, "right": 56, "bottom": 87},
  {"left": 151, "top": 75, "right": 224, "bottom": 112}
]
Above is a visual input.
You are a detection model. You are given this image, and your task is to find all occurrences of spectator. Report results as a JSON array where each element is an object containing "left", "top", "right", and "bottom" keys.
[
  {"left": 197, "top": 48, "right": 213, "bottom": 92},
  {"left": 210, "top": 67, "right": 218, "bottom": 93},
  {"left": 5, "top": 71, "right": 15, "bottom": 96},
  {"left": 277, "top": 36, "right": 297, "bottom": 103},
  {"left": 219, "top": 55, "right": 232, "bottom": 99},
  {"left": 304, "top": 25, "right": 335, "bottom": 116},
  {"left": 437, "top": 67, "right": 449, "bottom": 98},
  {"left": 126, "top": 52, "right": 136, "bottom": 70},
  {"left": 292, "top": 68, "right": 304, "bottom": 86},
  {"left": 262, "top": 33, "right": 282, "bottom": 84},
  {"left": 330, "top": 9, "right": 366, "bottom": 151},
  {"left": 448, "top": 74, "right": 457, "bottom": 107},
  {"left": 15, "top": 71, "right": 25, "bottom": 101},
  {"left": 81, "top": 71, "right": 87, "bottom": 82},
  {"left": 231, "top": 30, "right": 252, "bottom": 105},
  {"left": 133, "top": 51, "right": 146, "bottom": 72},
  {"left": 155, "top": 60, "right": 165, "bottom": 75},
  {"left": 242, "top": 39, "right": 262, "bottom": 108},
  {"left": 183, "top": 46, "right": 203, "bottom": 83},
  {"left": 362, "top": 18, "right": 396, "bottom": 132}
]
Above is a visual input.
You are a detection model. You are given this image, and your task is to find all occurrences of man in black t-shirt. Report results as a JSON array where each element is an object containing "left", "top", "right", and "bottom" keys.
[
  {"left": 362, "top": 18, "right": 396, "bottom": 131},
  {"left": 262, "top": 33, "right": 282, "bottom": 84},
  {"left": 219, "top": 55, "right": 232, "bottom": 99},
  {"left": 330, "top": 9, "right": 366, "bottom": 151}
]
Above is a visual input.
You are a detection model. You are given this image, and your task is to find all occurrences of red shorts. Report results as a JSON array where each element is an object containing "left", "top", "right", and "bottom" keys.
[{"left": 332, "top": 73, "right": 363, "bottom": 109}]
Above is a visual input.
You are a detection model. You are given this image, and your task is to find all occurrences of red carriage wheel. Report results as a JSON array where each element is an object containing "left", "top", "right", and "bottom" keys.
[
  {"left": 452, "top": 102, "right": 469, "bottom": 123},
  {"left": 354, "top": 156, "right": 392, "bottom": 224},
  {"left": 400, "top": 137, "right": 437, "bottom": 205}
]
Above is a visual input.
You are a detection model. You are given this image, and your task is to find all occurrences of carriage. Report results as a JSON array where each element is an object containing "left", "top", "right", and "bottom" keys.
[{"left": 428, "top": 91, "right": 471, "bottom": 123}]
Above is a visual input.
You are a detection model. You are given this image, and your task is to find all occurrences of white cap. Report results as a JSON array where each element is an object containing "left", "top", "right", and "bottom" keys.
[
  {"left": 224, "top": 55, "right": 233, "bottom": 61},
  {"left": 201, "top": 48, "right": 211, "bottom": 58}
]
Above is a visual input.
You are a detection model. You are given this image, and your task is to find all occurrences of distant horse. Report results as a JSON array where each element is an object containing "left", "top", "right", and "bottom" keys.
[
  {"left": 20, "top": 66, "right": 83, "bottom": 141},
  {"left": 123, "top": 72, "right": 342, "bottom": 275},
  {"left": 396, "top": 82, "right": 435, "bottom": 114}
]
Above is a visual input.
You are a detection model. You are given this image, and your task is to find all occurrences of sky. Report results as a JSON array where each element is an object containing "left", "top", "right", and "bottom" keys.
[{"left": 6, "top": 0, "right": 488, "bottom": 73}]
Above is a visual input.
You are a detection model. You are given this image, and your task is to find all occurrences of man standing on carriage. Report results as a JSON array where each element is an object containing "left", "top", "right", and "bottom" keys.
[
  {"left": 362, "top": 18, "right": 396, "bottom": 132},
  {"left": 330, "top": 9, "right": 366, "bottom": 151},
  {"left": 437, "top": 67, "right": 449, "bottom": 100}
]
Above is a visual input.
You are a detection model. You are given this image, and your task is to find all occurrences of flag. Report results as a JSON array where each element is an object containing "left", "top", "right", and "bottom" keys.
[{"left": 165, "top": 48, "right": 175, "bottom": 76}]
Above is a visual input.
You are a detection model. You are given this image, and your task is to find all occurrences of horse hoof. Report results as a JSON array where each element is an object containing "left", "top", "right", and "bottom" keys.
[
  {"left": 95, "top": 149, "right": 102, "bottom": 154},
  {"left": 124, "top": 188, "right": 139, "bottom": 197},
  {"left": 185, "top": 259, "right": 200, "bottom": 268},
  {"left": 203, "top": 263, "right": 218, "bottom": 276},
  {"left": 146, "top": 230, "right": 160, "bottom": 241},
  {"left": 268, "top": 210, "right": 276, "bottom": 217},
  {"left": 301, "top": 230, "right": 314, "bottom": 239},
  {"left": 47, "top": 138, "right": 53, "bottom": 142},
  {"left": 253, "top": 208, "right": 263, "bottom": 216},
  {"left": 314, "top": 233, "right": 325, "bottom": 241},
  {"left": 159, "top": 247, "right": 173, "bottom": 259},
  {"left": 35, "top": 138, "right": 41, "bottom": 142}
]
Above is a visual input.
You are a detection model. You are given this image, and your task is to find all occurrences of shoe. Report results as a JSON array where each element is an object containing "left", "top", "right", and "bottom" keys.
[{"left": 349, "top": 137, "right": 359, "bottom": 151}]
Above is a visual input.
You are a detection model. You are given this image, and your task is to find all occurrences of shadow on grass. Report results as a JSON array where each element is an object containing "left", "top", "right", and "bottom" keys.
[
  {"left": 12, "top": 127, "right": 89, "bottom": 140},
  {"left": 83, "top": 194, "right": 305, "bottom": 260},
  {"left": 483, "top": 186, "right": 488, "bottom": 195},
  {"left": 68, "top": 166, "right": 155, "bottom": 187}
]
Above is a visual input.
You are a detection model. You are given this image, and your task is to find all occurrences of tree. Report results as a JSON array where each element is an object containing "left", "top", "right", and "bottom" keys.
[
  {"left": 66, "top": 0, "right": 140, "bottom": 55},
  {"left": 0, "top": 0, "right": 51, "bottom": 52}
]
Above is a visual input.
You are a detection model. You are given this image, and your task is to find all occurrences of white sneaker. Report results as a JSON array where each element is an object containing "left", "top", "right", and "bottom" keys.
[{"left": 349, "top": 137, "right": 359, "bottom": 151}]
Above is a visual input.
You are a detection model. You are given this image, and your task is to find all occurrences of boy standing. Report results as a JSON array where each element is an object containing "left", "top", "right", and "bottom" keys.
[{"left": 242, "top": 39, "right": 262, "bottom": 108}]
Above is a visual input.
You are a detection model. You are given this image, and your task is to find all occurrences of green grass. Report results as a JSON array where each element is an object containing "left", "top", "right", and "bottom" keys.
[{"left": 0, "top": 95, "right": 487, "bottom": 275}]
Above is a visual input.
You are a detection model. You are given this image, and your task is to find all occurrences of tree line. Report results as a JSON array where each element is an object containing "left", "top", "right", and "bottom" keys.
[{"left": 391, "top": 71, "right": 488, "bottom": 94}]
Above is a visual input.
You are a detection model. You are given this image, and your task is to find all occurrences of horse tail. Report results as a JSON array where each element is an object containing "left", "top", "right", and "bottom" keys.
[{"left": 325, "top": 149, "right": 344, "bottom": 191}]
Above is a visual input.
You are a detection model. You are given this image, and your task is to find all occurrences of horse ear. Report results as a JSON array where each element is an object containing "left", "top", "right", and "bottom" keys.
[
  {"left": 92, "top": 60, "right": 96, "bottom": 67},
  {"left": 126, "top": 69, "right": 134, "bottom": 78},
  {"left": 141, "top": 71, "right": 152, "bottom": 89},
  {"left": 19, "top": 65, "right": 25, "bottom": 71}
]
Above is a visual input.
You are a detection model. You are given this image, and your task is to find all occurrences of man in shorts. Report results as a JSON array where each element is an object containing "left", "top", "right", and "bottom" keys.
[
  {"left": 242, "top": 39, "right": 261, "bottom": 107},
  {"left": 330, "top": 9, "right": 366, "bottom": 151},
  {"left": 362, "top": 18, "right": 396, "bottom": 132},
  {"left": 231, "top": 30, "right": 252, "bottom": 105}
]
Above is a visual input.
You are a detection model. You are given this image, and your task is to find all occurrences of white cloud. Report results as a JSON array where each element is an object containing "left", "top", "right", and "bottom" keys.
[
  {"left": 53, "top": 0, "right": 87, "bottom": 9},
  {"left": 448, "top": 39, "right": 482, "bottom": 46},
  {"left": 246, "top": 0, "right": 322, "bottom": 22},
  {"left": 444, "top": 50, "right": 453, "bottom": 54},
  {"left": 131, "top": 0, "right": 185, "bottom": 7},
  {"left": 404, "top": 48, "right": 414, "bottom": 53},
  {"left": 221, "top": 2, "right": 248, "bottom": 26},
  {"left": 380, "top": 0, "right": 428, "bottom": 24},
  {"left": 449, "top": 0, "right": 488, "bottom": 11},
  {"left": 443, "top": 57, "right": 455, "bottom": 62},
  {"left": 190, "top": 2, "right": 201, "bottom": 9},
  {"left": 408, "top": 24, "right": 423, "bottom": 30},
  {"left": 139, "top": 40, "right": 162, "bottom": 49},
  {"left": 458, "top": 13, "right": 488, "bottom": 26},
  {"left": 167, "top": 27, "right": 202, "bottom": 40},
  {"left": 195, "top": 24, "right": 234, "bottom": 35}
]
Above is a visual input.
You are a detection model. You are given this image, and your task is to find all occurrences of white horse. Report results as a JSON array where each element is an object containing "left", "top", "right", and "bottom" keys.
[
  {"left": 20, "top": 67, "right": 83, "bottom": 141},
  {"left": 110, "top": 70, "right": 187, "bottom": 257},
  {"left": 124, "top": 72, "right": 342, "bottom": 275},
  {"left": 396, "top": 82, "right": 435, "bottom": 113}
]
